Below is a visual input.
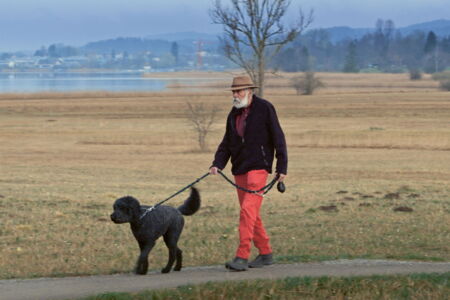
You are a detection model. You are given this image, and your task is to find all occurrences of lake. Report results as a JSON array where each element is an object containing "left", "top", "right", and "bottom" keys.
[{"left": 0, "top": 72, "right": 220, "bottom": 93}]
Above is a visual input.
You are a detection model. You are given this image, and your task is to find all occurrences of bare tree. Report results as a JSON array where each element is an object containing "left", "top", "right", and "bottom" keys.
[
  {"left": 210, "top": 0, "right": 313, "bottom": 97},
  {"left": 291, "top": 72, "right": 324, "bottom": 95},
  {"left": 186, "top": 102, "right": 220, "bottom": 152},
  {"left": 408, "top": 68, "right": 422, "bottom": 80}
]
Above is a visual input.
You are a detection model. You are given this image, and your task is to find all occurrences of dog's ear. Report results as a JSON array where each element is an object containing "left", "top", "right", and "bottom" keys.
[{"left": 125, "top": 196, "right": 141, "bottom": 219}]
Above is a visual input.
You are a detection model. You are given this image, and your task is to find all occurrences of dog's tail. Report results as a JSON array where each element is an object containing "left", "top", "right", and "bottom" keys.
[{"left": 177, "top": 187, "right": 201, "bottom": 216}]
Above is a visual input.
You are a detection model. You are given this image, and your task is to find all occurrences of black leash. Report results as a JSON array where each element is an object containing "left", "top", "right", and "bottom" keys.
[
  {"left": 141, "top": 170, "right": 286, "bottom": 219},
  {"left": 217, "top": 170, "right": 282, "bottom": 196},
  {"left": 154, "top": 172, "right": 211, "bottom": 208},
  {"left": 140, "top": 172, "right": 210, "bottom": 219}
]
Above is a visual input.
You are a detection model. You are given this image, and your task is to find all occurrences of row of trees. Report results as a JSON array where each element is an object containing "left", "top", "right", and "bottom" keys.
[
  {"left": 28, "top": 40, "right": 230, "bottom": 70},
  {"left": 34, "top": 44, "right": 79, "bottom": 58},
  {"left": 274, "top": 20, "right": 450, "bottom": 74}
]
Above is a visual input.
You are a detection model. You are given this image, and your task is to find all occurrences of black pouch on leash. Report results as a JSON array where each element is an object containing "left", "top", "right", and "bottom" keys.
[{"left": 277, "top": 181, "right": 286, "bottom": 193}]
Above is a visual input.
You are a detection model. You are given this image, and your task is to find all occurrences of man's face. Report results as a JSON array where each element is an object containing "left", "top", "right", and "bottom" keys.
[{"left": 232, "top": 89, "right": 251, "bottom": 109}]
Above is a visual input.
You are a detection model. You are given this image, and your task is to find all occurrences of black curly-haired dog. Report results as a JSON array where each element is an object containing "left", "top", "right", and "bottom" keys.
[{"left": 110, "top": 187, "right": 200, "bottom": 275}]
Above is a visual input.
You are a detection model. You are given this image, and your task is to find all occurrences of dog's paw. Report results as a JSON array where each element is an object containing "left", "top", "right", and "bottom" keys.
[
  {"left": 173, "top": 263, "right": 182, "bottom": 272},
  {"left": 161, "top": 267, "right": 171, "bottom": 274},
  {"left": 135, "top": 265, "right": 148, "bottom": 275},
  {"left": 135, "top": 269, "right": 147, "bottom": 275}
]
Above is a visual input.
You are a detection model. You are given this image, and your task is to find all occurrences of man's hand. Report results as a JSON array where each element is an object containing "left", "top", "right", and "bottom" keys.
[
  {"left": 209, "top": 166, "right": 220, "bottom": 175},
  {"left": 276, "top": 173, "right": 286, "bottom": 182}
]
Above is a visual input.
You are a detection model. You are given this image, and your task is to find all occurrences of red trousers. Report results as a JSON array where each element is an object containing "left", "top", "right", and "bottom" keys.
[{"left": 234, "top": 169, "right": 272, "bottom": 259}]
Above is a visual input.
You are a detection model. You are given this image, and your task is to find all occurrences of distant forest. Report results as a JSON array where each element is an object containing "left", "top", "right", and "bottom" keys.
[
  {"left": 274, "top": 20, "right": 450, "bottom": 74},
  {"left": 22, "top": 19, "right": 450, "bottom": 73}
]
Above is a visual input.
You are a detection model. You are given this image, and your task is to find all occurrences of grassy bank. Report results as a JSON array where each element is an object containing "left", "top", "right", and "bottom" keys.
[
  {"left": 82, "top": 272, "right": 450, "bottom": 300},
  {"left": 0, "top": 72, "right": 449, "bottom": 279}
]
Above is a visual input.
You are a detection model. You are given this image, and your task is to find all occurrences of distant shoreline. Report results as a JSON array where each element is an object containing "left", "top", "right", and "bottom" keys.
[
  {"left": 0, "top": 70, "right": 231, "bottom": 94},
  {"left": 0, "top": 69, "right": 141, "bottom": 74}
]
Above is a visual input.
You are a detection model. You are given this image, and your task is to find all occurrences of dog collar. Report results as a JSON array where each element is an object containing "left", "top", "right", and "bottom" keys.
[{"left": 140, "top": 206, "right": 155, "bottom": 219}]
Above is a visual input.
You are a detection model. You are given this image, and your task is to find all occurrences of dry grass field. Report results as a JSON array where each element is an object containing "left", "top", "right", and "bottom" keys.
[{"left": 0, "top": 72, "right": 449, "bottom": 279}]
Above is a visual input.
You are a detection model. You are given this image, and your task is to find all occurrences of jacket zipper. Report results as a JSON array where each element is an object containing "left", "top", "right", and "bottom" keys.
[
  {"left": 242, "top": 119, "right": 246, "bottom": 143},
  {"left": 261, "top": 145, "right": 269, "bottom": 166}
]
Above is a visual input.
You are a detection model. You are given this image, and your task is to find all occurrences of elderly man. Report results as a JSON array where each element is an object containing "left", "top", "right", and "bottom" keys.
[{"left": 210, "top": 76, "right": 287, "bottom": 271}]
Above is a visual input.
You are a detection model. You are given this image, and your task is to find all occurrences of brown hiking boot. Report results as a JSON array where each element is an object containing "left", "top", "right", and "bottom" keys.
[
  {"left": 249, "top": 253, "right": 273, "bottom": 268},
  {"left": 225, "top": 257, "right": 248, "bottom": 271}
]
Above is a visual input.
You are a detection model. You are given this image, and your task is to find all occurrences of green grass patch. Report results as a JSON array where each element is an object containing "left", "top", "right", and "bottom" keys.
[
  {"left": 275, "top": 254, "right": 444, "bottom": 264},
  {"left": 81, "top": 272, "right": 450, "bottom": 300},
  {"left": 275, "top": 254, "right": 366, "bottom": 263}
]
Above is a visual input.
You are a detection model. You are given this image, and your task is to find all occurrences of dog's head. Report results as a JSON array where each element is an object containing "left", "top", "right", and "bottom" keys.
[{"left": 110, "top": 196, "right": 141, "bottom": 224}]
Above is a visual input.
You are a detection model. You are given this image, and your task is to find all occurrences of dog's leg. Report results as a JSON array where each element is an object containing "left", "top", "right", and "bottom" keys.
[
  {"left": 135, "top": 241, "right": 155, "bottom": 275},
  {"left": 161, "top": 231, "right": 181, "bottom": 273},
  {"left": 173, "top": 248, "right": 183, "bottom": 271}
]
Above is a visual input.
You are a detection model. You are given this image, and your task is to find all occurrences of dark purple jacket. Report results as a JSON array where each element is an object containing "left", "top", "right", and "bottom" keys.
[{"left": 212, "top": 95, "right": 288, "bottom": 175}]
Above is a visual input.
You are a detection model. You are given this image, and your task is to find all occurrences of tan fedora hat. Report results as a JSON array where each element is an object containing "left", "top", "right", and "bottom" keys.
[{"left": 229, "top": 76, "right": 258, "bottom": 90}]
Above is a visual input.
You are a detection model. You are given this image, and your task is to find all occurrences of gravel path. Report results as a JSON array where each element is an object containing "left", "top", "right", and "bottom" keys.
[{"left": 1, "top": 260, "right": 449, "bottom": 300}]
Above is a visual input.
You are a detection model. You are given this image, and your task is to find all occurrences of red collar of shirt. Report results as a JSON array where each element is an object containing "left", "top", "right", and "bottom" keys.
[{"left": 235, "top": 103, "right": 252, "bottom": 137}]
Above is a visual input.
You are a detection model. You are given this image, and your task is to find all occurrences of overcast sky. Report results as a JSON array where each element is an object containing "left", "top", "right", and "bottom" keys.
[{"left": 1, "top": 0, "right": 449, "bottom": 51}]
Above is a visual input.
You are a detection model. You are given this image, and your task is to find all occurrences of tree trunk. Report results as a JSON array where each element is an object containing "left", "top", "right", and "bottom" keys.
[
  {"left": 199, "top": 132, "right": 207, "bottom": 152},
  {"left": 434, "top": 48, "right": 439, "bottom": 73},
  {"left": 257, "top": 56, "right": 266, "bottom": 97}
]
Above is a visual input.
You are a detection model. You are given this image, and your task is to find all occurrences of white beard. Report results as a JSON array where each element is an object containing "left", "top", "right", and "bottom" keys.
[{"left": 232, "top": 92, "right": 250, "bottom": 109}]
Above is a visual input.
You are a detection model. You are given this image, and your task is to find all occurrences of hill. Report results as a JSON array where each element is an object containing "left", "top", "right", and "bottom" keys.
[
  {"left": 81, "top": 19, "right": 450, "bottom": 54},
  {"left": 319, "top": 19, "right": 450, "bottom": 42}
]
